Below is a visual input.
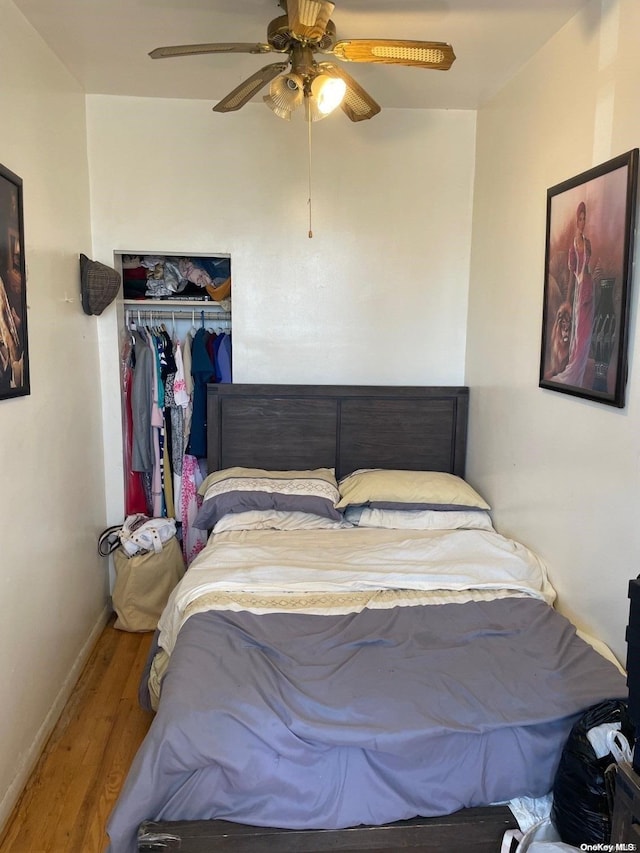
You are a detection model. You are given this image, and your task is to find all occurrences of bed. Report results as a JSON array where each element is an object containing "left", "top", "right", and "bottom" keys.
[{"left": 106, "top": 384, "right": 627, "bottom": 853}]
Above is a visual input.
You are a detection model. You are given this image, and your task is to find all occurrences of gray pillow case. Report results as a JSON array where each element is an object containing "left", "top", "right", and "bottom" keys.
[{"left": 193, "top": 467, "right": 343, "bottom": 530}]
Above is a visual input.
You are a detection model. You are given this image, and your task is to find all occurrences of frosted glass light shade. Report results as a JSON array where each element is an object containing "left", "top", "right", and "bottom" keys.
[
  {"left": 311, "top": 74, "right": 346, "bottom": 115},
  {"left": 263, "top": 73, "right": 304, "bottom": 119}
]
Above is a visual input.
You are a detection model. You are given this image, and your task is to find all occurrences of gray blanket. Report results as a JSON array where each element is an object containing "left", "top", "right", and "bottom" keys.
[{"left": 106, "top": 597, "right": 626, "bottom": 853}]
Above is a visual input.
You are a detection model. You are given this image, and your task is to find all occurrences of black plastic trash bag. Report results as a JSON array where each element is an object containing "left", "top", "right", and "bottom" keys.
[{"left": 552, "top": 698, "right": 633, "bottom": 847}]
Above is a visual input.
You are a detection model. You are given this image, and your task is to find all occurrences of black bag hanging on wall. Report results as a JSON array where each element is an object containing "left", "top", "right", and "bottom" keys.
[{"left": 552, "top": 698, "right": 633, "bottom": 846}]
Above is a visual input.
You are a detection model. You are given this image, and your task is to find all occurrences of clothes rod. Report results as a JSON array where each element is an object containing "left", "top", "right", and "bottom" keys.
[
  {"left": 126, "top": 307, "right": 230, "bottom": 320},
  {"left": 123, "top": 299, "right": 229, "bottom": 310}
]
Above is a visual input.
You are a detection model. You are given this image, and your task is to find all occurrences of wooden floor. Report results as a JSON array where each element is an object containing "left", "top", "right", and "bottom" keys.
[{"left": 0, "top": 619, "right": 154, "bottom": 853}]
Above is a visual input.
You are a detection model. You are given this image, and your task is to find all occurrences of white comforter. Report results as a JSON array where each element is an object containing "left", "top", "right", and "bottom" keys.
[{"left": 157, "top": 527, "right": 556, "bottom": 660}]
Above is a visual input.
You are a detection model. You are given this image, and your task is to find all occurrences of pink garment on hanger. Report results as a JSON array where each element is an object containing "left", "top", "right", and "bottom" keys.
[
  {"left": 144, "top": 328, "right": 164, "bottom": 517},
  {"left": 180, "top": 454, "right": 208, "bottom": 565}
]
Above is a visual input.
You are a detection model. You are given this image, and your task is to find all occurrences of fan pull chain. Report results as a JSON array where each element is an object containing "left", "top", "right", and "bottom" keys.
[{"left": 307, "top": 107, "right": 313, "bottom": 238}]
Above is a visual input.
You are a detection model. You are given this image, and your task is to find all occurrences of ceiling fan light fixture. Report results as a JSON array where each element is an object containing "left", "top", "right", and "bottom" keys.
[
  {"left": 304, "top": 93, "right": 325, "bottom": 122},
  {"left": 263, "top": 97, "right": 294, "bottom": 120},
  {"left": 263, "top": 72, "right": 304, "bottom": 118},
  {"left": 310, "top": 73, "right": 346, "bottom": 115}
]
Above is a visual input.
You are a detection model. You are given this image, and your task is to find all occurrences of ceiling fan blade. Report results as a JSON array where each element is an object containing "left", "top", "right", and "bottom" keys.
[
  {"left": 285, "top": 0, "right": 335, "bottom": 42},
  {"left": 213, "top": 62, "right": 289, "bottom": 113},
  {"left": 319, "top": 62, "right": 380, "bottom": 122},
  {"left": 331, "top": 39, "right": 455, "bottom": 70},
  {"left": 149, "top": 43, "right": 272, "bottom": 59}
]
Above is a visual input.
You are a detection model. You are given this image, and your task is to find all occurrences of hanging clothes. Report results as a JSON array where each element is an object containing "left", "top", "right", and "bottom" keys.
[
  {"left": 181, "top": 331, "right": 194, "bottom": 454},
  {"left": 207, "top": 332, "right": 220, "bottom": 383},
  {"left": 121, "top": 308, "right": 231, "bottom": 564},
  {"left": 160, "top": 326, "right": 177, "bottom": 518},
  {"left": 121, "top": 331, "right": 148, "bottom": 515},
  {"left": 170, "top": 337, "right": 189, "bottom": 513},
  {"left": 131, "top": 330, "right": 154, "bottom": 474},
  {"left": 147, "top": 327, "right": 165, "bottom": 518},
  {"left": 217, "top": 333, "right": 232, "bottom": 383},
  {"left": 180, "top": 454, "right": 208, "bottom": 564},
  {"left": 187, "top": 326, "right": 215, "bottom": 460}
]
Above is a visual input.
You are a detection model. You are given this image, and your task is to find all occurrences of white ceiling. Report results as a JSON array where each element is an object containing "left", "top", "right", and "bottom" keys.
[{"left": 14, "top": 0, "right": 590, "bottom": 111}]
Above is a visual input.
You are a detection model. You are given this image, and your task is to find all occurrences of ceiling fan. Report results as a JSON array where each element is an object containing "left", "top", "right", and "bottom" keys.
[{"left": 149, "top": 0, "right": 456, "bottom": 122}]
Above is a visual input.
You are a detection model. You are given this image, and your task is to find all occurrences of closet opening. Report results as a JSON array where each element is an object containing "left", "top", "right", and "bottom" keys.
[{"left": 116, "top": 251, "right": 232, "bottom": 565}]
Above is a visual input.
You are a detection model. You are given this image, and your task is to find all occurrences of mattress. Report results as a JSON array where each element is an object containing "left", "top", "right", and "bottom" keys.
[{"left": 106, "top": 526, "right": 627, "bottom": 853}]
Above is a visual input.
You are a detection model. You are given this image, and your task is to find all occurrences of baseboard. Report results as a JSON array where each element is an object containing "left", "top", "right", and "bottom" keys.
[{"left": 0, "top": 604, "right": 111, "bottom": 832}]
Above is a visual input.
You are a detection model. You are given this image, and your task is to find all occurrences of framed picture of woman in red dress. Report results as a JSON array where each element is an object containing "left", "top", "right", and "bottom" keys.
[
  {"left": 539, "top": 149, "right": 638, "bottom": 408},
  {"left": 0, "top": 162, "right": 29, "bottom": 401}
]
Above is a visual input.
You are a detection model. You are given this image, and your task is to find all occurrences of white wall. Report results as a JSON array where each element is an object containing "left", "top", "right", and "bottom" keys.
[
  {"left": 85, "top": 95, "right": 477, "bottom": 523},
  {"left": 466, "top": 0, "right": 640, "bottom": 663},
  {"left": 0, "top": 0, "right": 110, "bottom": 829}
]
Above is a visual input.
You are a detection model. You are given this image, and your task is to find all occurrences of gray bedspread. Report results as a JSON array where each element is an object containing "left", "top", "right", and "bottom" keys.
[{"left": 106, "top": 597, "right": 626, "bottom": 853}]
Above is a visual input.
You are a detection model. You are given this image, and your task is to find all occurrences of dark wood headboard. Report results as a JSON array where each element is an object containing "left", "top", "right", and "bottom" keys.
[{"left": 206, "top": 385, "right": 468, "bottom": 479}]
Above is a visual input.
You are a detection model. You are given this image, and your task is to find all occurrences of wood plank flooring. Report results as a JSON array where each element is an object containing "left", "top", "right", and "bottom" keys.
[{"left": 0, "top": 619, "right": 154, "bottom": 853}]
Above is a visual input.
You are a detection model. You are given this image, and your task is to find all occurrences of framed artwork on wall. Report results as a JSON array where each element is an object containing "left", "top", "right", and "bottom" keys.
[
  {"left": 0, "top": 163, "right": 30, "bottom": 400},
  {"left": 539, "top": 148, "right": 638, "bottom": 408}
]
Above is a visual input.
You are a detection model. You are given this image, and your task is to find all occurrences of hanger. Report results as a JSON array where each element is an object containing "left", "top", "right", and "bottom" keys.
[{"left": 125, "top": 309, "right": 136, "bottom": 345}]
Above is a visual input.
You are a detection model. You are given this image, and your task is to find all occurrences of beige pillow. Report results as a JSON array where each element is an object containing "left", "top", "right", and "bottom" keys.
[{"left": 337, "top": 469, "right": 490, "bottom": 511}]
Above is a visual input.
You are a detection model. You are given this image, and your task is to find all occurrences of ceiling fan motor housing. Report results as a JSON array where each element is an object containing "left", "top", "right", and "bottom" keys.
[{"left": 267, "top": 15, "right": 337, "bottom": 53}]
